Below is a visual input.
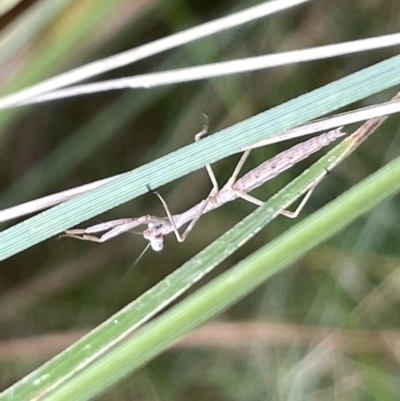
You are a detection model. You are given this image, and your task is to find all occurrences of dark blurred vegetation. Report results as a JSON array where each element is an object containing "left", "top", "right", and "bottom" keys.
[{"left": 0, "top": 0, "right": 399, "bottom": 399}]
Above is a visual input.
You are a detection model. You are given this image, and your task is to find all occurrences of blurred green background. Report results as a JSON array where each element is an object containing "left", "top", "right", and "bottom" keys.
[{"left": 0, "top": 0, "right": 400, "bottom": 399}]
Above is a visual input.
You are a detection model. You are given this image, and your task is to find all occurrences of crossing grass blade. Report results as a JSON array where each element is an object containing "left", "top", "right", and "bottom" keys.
[{"left": 1, "top": 53, "right": 400, "bottom": 260}]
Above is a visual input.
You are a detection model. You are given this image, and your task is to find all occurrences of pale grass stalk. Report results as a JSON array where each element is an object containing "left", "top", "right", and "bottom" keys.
[
  {"left": 0, "top": 0, "right": 310, "bottom": 109},
  {"left": 13, "top": 33, "right": 400, "bottom": 106},
  {"left": 0, "top": 322, "right": 398, "bottom": 361}
]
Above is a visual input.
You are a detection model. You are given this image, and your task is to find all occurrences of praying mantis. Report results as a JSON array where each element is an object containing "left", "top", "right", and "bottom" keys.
[
  {"left": 61, "top": 91, "right": 400, "bottom": 251},
  {"left": 62, "top": 125, "right": 345, "bottom": 251}
]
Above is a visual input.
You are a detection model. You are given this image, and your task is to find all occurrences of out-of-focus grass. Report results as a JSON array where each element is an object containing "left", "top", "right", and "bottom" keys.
[{"left": 0, "top": 0, "right": 400, "bottom": 400}]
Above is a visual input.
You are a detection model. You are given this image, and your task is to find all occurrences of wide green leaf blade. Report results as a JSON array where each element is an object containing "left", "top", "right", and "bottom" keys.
[{"left": 1, "top": 54, "right": 400, "bottom": 260}]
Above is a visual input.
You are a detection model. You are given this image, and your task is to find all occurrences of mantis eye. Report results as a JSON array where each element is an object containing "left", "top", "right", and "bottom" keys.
[{"left": 143, "top": 224, "right": 164, "bottom": 251}]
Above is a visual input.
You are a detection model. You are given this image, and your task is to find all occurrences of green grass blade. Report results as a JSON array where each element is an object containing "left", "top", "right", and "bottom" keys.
[{"left": 1, "top": 54, "right": 400, "bottom": 260}]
